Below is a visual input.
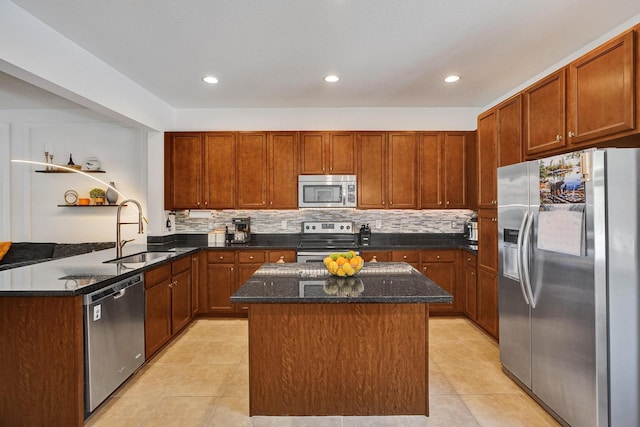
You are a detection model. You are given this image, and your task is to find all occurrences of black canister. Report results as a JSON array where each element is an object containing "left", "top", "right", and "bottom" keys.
[{"left": 359, "top": 224, "right": 371, "bottom": 246}]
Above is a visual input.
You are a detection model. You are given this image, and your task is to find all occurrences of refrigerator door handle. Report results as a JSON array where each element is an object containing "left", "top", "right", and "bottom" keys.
[
  {"left": 521, "top": 211, "right": 536, "bottom": 309},
  {"left": 516, "top": 212, "right": 530, "bottom": 305}
]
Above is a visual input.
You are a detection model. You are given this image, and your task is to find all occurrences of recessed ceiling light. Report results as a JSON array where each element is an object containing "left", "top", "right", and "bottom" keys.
[
  {"left": 324, "top": 75, "right": 339, "bottom": 83},
  {"left": 444, "top": 75, "right": 460, "bottom": 83},
  {"left": 203, "top": 75, "right": 219, "bottom": 84}
]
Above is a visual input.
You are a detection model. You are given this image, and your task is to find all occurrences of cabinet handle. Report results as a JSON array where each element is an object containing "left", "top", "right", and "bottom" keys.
[
  {"left": 446, "top": 201, "right": 450, "bottom": 205},
  {"left": 389, "top": 201, "right": 393, "bottom": 205},
  {"left": 471, "top": 271, "right": 475, "bottom": 276},
  {"left": 204, "top": 201, "right": 208, "bottom": 206},
  {"left": 403, "top": 255, "right": 407, "bottom": 259},
  {"left": 568, "top": 131, "right": 575, "bottom": 137},
  {"left": 436, "top": 255, "right": 440, "bottom": 259},
  {"left": 249, "top": 256, "right": 254, "bottom": 260},
  {"left": 556, "top": 134, "right": 563, "bottom": 142},
  {"left": 219, "top": 256, "right": 224, "bottom": 260},
  {"left": 438, "top": 201, "right": 442, "bottom": 205}
]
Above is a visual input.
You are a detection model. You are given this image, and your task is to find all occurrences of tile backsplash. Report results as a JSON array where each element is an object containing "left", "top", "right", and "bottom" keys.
[{"left": 174, "top": 209, "right": 475, "bottom": 234}]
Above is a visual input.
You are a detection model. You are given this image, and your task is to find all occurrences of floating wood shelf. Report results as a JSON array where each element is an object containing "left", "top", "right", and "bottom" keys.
[
  {"left": 57, "top": 204, "right": 122, "bottom": 207},
  {"left": 36, "top": 169, "right": 106, "bottom": 173}
]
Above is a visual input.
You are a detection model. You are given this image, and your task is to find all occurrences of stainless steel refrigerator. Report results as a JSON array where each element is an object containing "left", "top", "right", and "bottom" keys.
[{"left": 498, "top": 148, "right": 639, "bottom": 427}]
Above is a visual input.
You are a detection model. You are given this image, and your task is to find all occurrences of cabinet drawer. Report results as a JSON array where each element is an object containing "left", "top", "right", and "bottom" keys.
[
  {"left": 361, "top": 251, "right": 390, "bottom": 262},
  {"left": 391, "top": 250, "right": 420, "bottom": 263},
  {"left": 171, "top": 256, "right": 191, "bottom": 275},
  {"left": 268, "top": 250, "right": 296, "bottom": 263},
  {"left": 464, "top": 253, "right": 477, "bottom": 266},
  {"left": 145, "top": 264, "right": 171, "bottom": 289},
  {"left": 421, "top": 250, "right": 456, "bottom": 263},
  {"left": 238, "top": 251, "right": 266, "bottom": 264},
  {"left": 207, "top": 250, "right": 235, "bottom": 263}
]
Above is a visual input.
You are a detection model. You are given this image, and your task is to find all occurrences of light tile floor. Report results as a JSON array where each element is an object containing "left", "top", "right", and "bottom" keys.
[{"left": 85, "top": 317, "right": 560, "bottom": 427}]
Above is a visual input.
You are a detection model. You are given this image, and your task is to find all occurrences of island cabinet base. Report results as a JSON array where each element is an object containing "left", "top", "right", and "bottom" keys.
[{"left": 248, "top": 303, "right": 429, "bottom": 416}]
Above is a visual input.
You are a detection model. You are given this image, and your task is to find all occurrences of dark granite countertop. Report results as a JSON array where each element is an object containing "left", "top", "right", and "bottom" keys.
[
  {"left": 0, "top": 244, "right": 199, "bottom": 296},
  {"left": 0, "top": 233, "right": 476, "bottom": 297},
  {"left": 230, "top": 262, "right": 453, "bottom": 304}
]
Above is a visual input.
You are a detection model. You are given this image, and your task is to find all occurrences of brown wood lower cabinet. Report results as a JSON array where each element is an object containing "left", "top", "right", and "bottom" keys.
[
  {"left": 145, "top": 256, "right": 193, "bottom": 359},
  {"left": 421, "top": 250, "right": 459, "bottom": 315},
  {"left": 204, "top": 249, "right": 296, "bottom": 316},
  {"left": 464, "top": 253, "right": 478, "bottom": 320},
  {"left": 477, "top": 268, "right": 498, "bottom": 339}
]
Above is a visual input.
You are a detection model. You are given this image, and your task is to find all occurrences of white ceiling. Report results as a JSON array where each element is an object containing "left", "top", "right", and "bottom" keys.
[{"left": 5, "top": 0, "right": 640, "bottom": 109}]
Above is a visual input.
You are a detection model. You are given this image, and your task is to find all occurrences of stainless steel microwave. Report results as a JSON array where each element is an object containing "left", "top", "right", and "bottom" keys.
[{"left": 298, "top": 175, "right": 357, "bottom": 208}]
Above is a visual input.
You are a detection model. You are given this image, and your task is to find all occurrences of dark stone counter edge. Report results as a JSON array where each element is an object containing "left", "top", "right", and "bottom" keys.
[
  {"left": 230, "top": 296, "right": 454, "bottom": 304},
  {"left": 2, "top": 233, "right": 476, "bottom": 297}
]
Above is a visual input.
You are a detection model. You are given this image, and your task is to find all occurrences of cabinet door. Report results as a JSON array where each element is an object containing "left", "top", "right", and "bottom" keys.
[
  {"left": 464, "top": 255, "right": 478, "bottom": 320},
  {"left": 207, "top": 263, "right": 235, "bottom": 314},
  {"left": 171, "top": 268, "right": 192, "bottom": 334},
  {"left": 477, "top": 269, "right": 498, "bottom": 339},
  {"left": 192, "top": 254, "right": 200, "bottom": 316},
  {"left": 268, "top": 132, "right": 299, "bottom": 209},
  {"left": 236, "top": 263, "right": 262, "bottom": 313},
  {"left": 419, "top": 132, "right": 443, "bottom": 208},
  {"left": 327, "top": 132, "right": 355, "bottom": 174},
  {"left": 568, "top": 30, "right": 636, "bottom": 145},
  {"left": 443, "top": 132, "right": 467, "bottom": 208},
  {"left": 422, "top": 261, "right": 456, "bottom": 314},
  {"left": 165, "top": 133, "right": 202, "bottom": 209},
  {"left": 478, "top": 209, "right": 498, "bottom": 274},
  {"left": 145, "top": 265, "right": 173, "bottom": 358},
  {"left": 477, "top": 110, "right": 498, "bottom": 208},
  {"left": 236, "top": 132, "right": 268, "bottom": 208},
  {"left": 203, "top": 132, "right": 236, "bottom": 208},
  {"left": 387, "top": 132, "right": 418, "bottom": 208},
  {"left": 497, "top": 94, "right": 523, "bottom": 167},
  {"left": 357, "top": 132, "right": 387, "bottom": 208},
  {"left": 523, "top": 69, "right": 567, "bottom": 156},
  {"left": 300, "top": 132, "right": 326, "bottom": 174}
]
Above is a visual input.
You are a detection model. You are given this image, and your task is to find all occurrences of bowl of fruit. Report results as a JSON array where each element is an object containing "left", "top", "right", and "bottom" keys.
[{"left": 323, "top": 251, "right": 364, "bottom": 276}]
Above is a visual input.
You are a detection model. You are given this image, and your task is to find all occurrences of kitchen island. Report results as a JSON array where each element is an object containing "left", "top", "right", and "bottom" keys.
[{"left": 230, "top": 262, "right": 453, "bottom": 417}]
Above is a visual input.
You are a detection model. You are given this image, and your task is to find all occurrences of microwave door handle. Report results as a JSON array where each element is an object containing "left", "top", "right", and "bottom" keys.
[{"left": 340, "top": 186, "right": 345, "bottom": 205}]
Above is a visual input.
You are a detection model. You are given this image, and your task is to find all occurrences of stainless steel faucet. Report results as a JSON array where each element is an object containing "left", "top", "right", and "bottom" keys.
[{"left": 116, "top": 199, "right": 144, "bottom": 258}]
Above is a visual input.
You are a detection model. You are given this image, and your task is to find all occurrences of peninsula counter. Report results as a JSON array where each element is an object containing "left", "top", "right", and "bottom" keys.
[{"left": 230, "top": 262, "right": 453, "bottom": 417}]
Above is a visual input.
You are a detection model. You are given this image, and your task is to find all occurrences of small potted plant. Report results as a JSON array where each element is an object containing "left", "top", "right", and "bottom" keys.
[{"left": 89, "top": 188, "right": 106, "bottom": 205}]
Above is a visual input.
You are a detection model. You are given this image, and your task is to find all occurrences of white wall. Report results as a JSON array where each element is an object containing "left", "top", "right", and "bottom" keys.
[
  {"left": 1, "top": 108, "right": 148, "bottom": 243},
  {"left": 175, "top": 107, "right": 480, "bottom": 131}
]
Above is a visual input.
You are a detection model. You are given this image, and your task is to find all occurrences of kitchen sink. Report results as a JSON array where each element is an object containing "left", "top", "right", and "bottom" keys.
[{"left": 104, "top": 250, "right": 176, "bottom": 264}]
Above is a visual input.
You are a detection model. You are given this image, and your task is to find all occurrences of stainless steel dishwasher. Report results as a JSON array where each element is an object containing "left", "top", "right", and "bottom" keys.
[{"left": 83, "top": 273, "right": 145, "bottom": 413}]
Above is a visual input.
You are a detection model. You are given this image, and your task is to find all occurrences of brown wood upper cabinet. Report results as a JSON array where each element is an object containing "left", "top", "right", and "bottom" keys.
[
  {"left": 419, "top": 132, "right": 472, "bottom": 209},
  {"left": 497, "top": 94, "right": 523, "bottom": 167},
  {"left": 164, "top": 132, "right": 236, "bottom": 210},
  {"left": 300, "top": 131, "right": 355, "bottom": 174},
  {"left": 236, "top": 131, "right": 300, "bottom": 209},
  {"left": 523, "top": 69, "right": 567, "bottom": 156},
  {"left": 567, "top": 29, "right": 636, "bottom": 146},
  {"left": 357, "top": 131, "right": 418, "bottom": 209},
  {"left": 477, "top": 110, "right": 498, "bottom": 208},
  {"left": 523, "top": 28, "right": 638, "bottom": 158}
]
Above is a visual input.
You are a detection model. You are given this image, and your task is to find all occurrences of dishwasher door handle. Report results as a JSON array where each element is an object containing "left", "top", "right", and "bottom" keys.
[{"left": 112, "top": 289, "right": 126, "bottom": 300}]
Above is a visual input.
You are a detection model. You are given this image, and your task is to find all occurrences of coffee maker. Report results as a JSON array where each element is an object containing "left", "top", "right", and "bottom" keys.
[{"left": 231, "top": 217, "right": 251, "bottom": 244}]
